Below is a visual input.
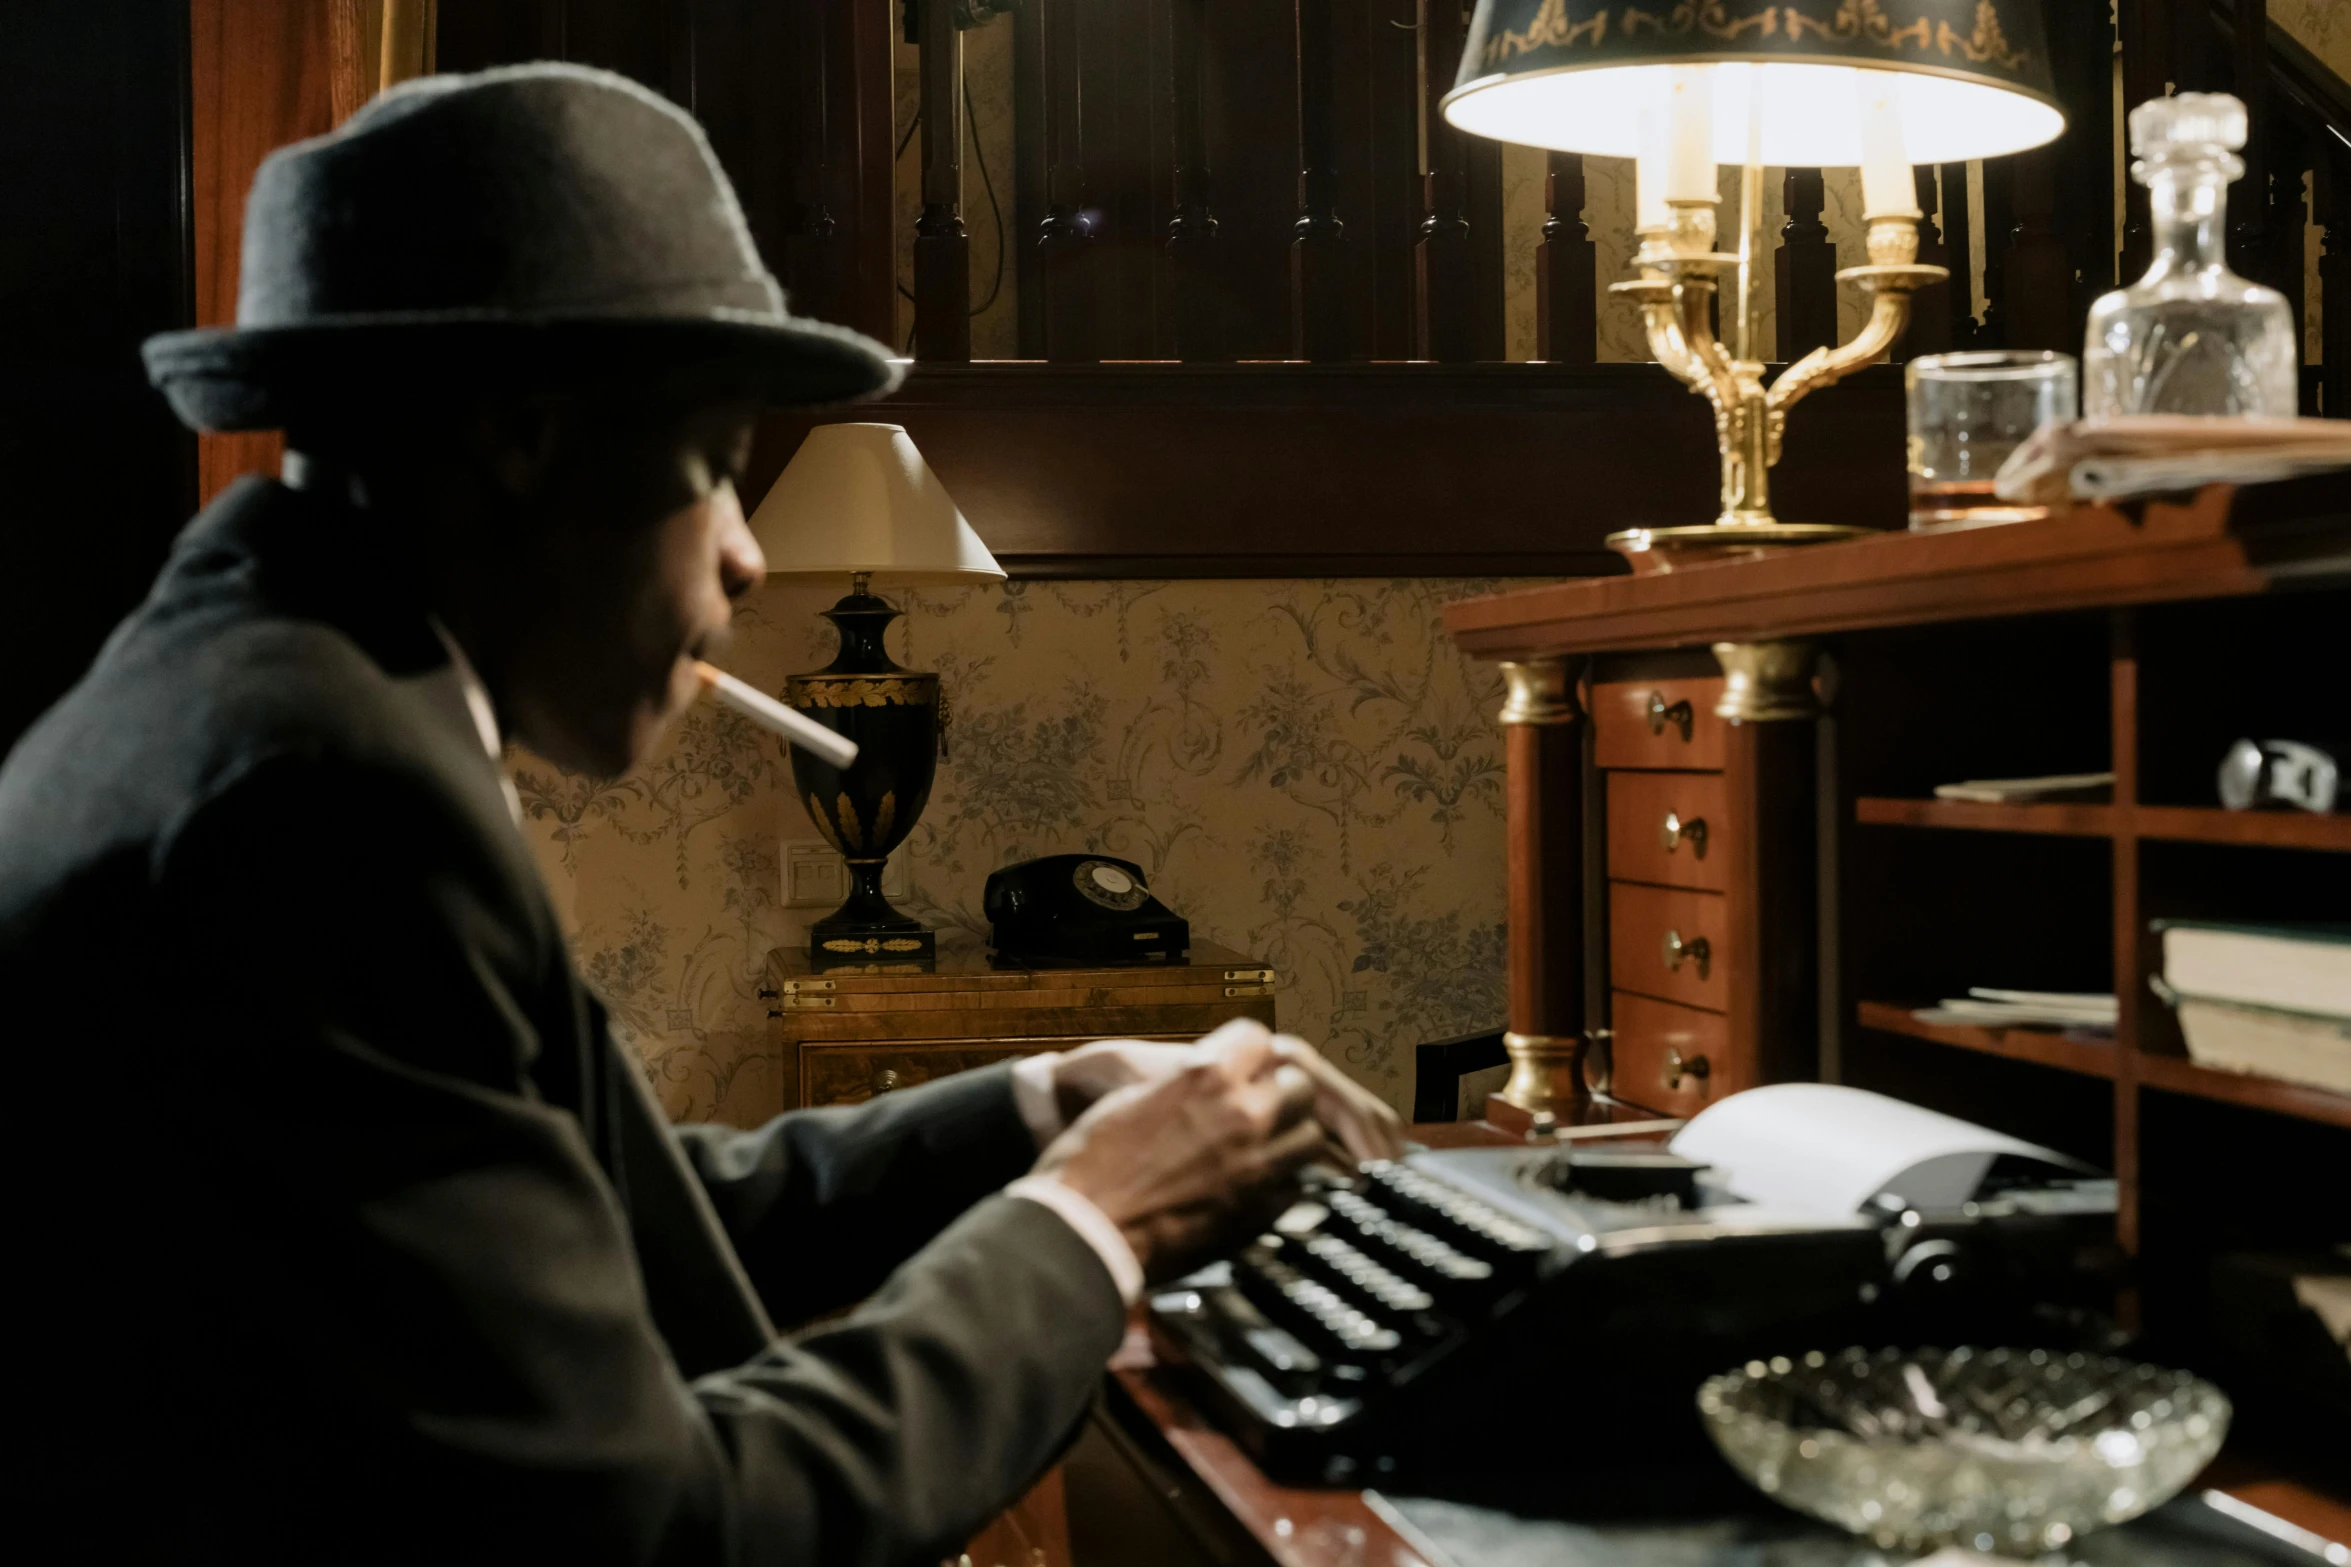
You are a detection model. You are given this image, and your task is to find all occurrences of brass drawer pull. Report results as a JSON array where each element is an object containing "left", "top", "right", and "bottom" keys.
[
  {"left": 1646, "top": 691, "right": 1694, "bottom": 741},
  {"left": 1663, "top": 1047, "right": 1711, "bottom": 1091},
  {"left": 1661, "top": 929, "right": 1711, "bottom": 977},
  {"left": 870, "top": 1067, "right": 901, "bottom": 1095},
  {"left": 1660, "top": 810, "right": 1708, "bottom": 856}
]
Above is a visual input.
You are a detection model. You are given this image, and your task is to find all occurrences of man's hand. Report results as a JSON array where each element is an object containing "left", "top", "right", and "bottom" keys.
[
  {"left": 1049, "top": 1020, "right": 1407, "bottom": 1165},
  {"left": 1029, "top": 1024, "right": 1326, "bottom": 1284}
]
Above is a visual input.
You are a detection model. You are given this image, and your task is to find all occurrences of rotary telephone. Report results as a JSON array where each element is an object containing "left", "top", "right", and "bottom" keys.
[{"left": 983, "top": 853, "right": 1191, "bottom": 964}]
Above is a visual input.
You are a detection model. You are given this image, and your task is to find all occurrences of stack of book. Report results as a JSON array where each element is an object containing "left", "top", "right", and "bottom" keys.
[
  {"left": 2152, "top": 923, "right": 2351, "bottom": 1095},
  {"left": 1912, "top": 989, "right": 2117, "bottom": 1034}
]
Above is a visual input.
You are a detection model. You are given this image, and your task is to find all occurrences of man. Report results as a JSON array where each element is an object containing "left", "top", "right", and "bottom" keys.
[{"left": 0, "top": 65, "right": 1400, "bottom": 1562}]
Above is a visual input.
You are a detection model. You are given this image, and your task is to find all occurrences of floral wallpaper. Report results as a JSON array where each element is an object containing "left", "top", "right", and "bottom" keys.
[{"left": 511, "top": 577, "right": 1520, "bottom": 1125}]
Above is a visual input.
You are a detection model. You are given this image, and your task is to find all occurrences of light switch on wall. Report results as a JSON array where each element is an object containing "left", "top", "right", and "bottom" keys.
[
  {"left": 783, "top": 842, "right": 845, "bottom": 908},
  {"left": 783, "top": 841, "right": 910, "bottom": 908}
]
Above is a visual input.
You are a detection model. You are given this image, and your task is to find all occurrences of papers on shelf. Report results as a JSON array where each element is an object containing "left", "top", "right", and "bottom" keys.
[
  {"left": 1931, "top": 772, "right": 2113, "bottom": 804},
  {"left": 1994, "top": 414, "right": 2351, "bottom": 505},
  {"left": 1912, "top": 988, "right": 2117, "bottom": 1032}
]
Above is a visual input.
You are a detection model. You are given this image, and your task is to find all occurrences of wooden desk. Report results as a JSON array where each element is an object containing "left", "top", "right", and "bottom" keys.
[{"left": 1072, "top": 1122, "right": 2351, "bottom": 1567}]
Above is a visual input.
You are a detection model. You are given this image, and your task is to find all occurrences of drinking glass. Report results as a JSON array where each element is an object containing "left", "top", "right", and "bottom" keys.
[{"left": 1906, "top": 351, "right": 2078, "bottom": 529}]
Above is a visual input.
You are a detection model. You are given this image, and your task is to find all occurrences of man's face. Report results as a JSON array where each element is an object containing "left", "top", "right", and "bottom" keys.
[{"left": 502, "top": 393, "right": 765, "bottom": 777}]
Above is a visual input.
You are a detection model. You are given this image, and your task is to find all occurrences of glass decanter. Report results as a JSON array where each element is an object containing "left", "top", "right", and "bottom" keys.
[{"left": 2083, "top": 93, "right": 2297, "bottom": 418}]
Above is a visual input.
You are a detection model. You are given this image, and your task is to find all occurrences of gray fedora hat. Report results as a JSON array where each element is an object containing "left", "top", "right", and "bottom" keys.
[{"left": 143, "top": 63, "right": 899, "bottom": 432}]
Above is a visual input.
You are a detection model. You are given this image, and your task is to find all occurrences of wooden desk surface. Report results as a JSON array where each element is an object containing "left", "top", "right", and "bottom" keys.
[{"left": 1101, "top": 1121, "right": 2351, "bottom": 1566}]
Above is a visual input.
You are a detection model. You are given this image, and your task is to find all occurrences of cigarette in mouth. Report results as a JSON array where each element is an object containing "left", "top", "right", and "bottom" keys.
[{"left": 693, "top": 661, "right": 859, "bottom": 769}]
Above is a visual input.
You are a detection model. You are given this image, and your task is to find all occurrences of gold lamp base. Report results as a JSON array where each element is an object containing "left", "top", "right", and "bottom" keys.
[
  {"left": 1610, "top": 172, "right": 1945, "bottom": 573},
  {"left": 1606, "top": 521, "right": 1875, "bottom": 575}
]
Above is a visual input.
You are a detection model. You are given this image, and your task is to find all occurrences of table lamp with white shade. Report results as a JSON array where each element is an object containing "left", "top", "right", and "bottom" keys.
[
  {"left": 1443, "top": 0, "right": 2065, "bottom": 571},
  {"left": 749, "top": 422, "right": 1004, "bottom": 964}
]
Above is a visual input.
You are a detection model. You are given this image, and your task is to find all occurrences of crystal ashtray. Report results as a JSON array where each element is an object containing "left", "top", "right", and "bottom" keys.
[{"left": 1697, "top": 1346, "right": 2231, "bottom": 1555}]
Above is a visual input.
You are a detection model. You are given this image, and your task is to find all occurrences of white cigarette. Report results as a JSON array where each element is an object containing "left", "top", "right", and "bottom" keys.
[{"left": 693, "top": 661, "right": 859, "bottom": 769}]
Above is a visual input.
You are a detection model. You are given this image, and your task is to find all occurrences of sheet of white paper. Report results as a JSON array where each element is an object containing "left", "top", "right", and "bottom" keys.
[{"left": 1668, "top": 1083, "right": 2074, "bottom": 1216}]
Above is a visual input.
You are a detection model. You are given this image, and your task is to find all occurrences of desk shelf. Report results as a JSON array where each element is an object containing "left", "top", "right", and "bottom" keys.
[
  {"left": 1855, "top": 797, "right": 2117, "bottom": 837},
  {"left": 1856, "top": 1001, "right": 2351, "bottom": 1128},
  {"left": 1855, "top": 797, "right": 2350, "bottom": 851},
  {"left": 1855, "top": 1001, "right": 2119, "bottom": 1078},
  {"left": 2136, "top": 806, "right": 2351, "bottom": 852},
  {"left": 2136, "top": 1051, "right": 2351, "bottom": 1129}
]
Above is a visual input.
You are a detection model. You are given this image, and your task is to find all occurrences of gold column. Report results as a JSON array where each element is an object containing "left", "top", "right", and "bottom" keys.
[
  {"left": 1711, "top": 640, "right": 1820, "bottom": 723},
  {"left": 1495, "top": 658, "right": 1587, "bottom": 1116}
]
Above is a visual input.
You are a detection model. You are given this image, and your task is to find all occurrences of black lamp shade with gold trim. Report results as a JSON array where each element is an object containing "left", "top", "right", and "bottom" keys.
[{"left": 1443, "top": 0, "right": 2063, "bottom": 165}]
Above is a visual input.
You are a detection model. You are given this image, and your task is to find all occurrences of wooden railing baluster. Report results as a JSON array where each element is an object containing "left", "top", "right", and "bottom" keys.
[
  {"left": 1938, "top": 162, "right": 1977, "bottom": 347},
  {"left": 1536, "top": 151, "right": 1596, "bottom": 364},
  {"left": 2170, "top": 0, "right": 2215, "bottom": 93},
  {"left": 2227, "top": 0, "right": 2269, "bottom": 288},
  {"left": 1977, "top": 154, "right": 2014, "bottom": 346},
  {"left": 2322, "top": 149, "right": 2350, "bottom": 418},
  {"left": 1415, "top": 0, "right": 1473, "bottom": 361},
  {"left": 1775, "top": 168, "right": 1836, "bottom": 361},
  {"left": 1292, "top": 0, "right": 1348, "bottom": 361},
  {"left": 1905, "top": 166, "right": 1953, "bottom": 358},
  {"left": 782, "top": 0, "right": 838, "bottom": 324},
  {"left": 1036, "top": 0, "right": 1093, "bottom": 361},
  {"left": 2003, "top": 147, "right": 2070, "bottom": 351},
  {"left": 2046, "top": 0, "right": 2116, "bottom": 356},
  {"left": 913, "top": 0, "right": 970, "bottom": 362},
  {"left": 2120, "top": 0, "right": 2173, "bottom": 279},
  {"left": 1167, "top": 0, "right": 1221, "bottom": 361}
]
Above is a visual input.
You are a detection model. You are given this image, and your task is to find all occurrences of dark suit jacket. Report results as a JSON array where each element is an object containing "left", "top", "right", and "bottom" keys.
[{"left": 0, "top": 478, "right": 1126, "bottom": 1564}]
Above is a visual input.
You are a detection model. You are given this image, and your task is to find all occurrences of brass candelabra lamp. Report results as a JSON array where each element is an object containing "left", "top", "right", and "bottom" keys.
[
  {"left": 1605, "top": 158, "right": 1945, "bottom": 569},
  {"left": 1442, "top": 0, "right": 2067, "bottom": 573}
]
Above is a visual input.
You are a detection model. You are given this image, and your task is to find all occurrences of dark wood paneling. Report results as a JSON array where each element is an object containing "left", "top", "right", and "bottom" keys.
[
  {"left": 0, "top": 0, "right": 197, "bottom": 748},
  {"left": 755, "top": 362, "right": 1909, "bottom": 577}
]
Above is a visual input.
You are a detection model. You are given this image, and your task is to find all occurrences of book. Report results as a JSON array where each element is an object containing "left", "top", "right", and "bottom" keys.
[
  {"left": 1931, "top": 772, "right": 2114, "bottom": 805},
  {"left": 2154, "top": 922, "right": 2351, "bottom": 1019},
  {"left": 2162, "top": 992, "right": 2351, "bottom": 1096}
]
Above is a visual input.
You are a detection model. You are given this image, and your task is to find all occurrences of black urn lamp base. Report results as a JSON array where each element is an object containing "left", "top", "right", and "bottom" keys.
[
  {"left": 784, "top": 580, "right": 942, "bottom": 966},
  {"left": 810, "top": 859, "right": 937, "bottom": 963}
]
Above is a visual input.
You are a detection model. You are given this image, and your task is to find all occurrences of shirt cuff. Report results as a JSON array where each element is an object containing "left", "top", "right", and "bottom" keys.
[
  {"left": 1008, "top": 1052, "right": 1066, "bottom": 1148},
  {"left": 1005, "top": 1175, "right": 1144, "bottom": 1307}
]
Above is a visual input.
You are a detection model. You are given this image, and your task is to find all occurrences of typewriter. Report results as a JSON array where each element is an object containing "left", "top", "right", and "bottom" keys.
[{"left": 1147, "top": 1092, "right": 2119, "bottom": 1483}]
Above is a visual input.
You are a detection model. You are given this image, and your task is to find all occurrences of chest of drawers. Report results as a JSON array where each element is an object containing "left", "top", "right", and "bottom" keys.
[
  {"left": 1580, "top": 654, "right": 1819, "bottom": 1120},
  {"left": 753, "top": 933, "right": 1278, "bottom": 1120}
]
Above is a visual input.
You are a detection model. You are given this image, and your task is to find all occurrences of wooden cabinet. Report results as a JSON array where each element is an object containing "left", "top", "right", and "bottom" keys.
[
  {"left": 1447, "top": 482, "right": 2351, "bottom": 1518},
  {"left": 758, "top": 935, "right": 1278, "bottom": 1117}
]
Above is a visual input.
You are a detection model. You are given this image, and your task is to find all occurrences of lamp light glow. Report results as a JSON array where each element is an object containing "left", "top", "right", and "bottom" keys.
[{"left": 1445, "top": 60, "right": 2062, "bottom": 166}]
